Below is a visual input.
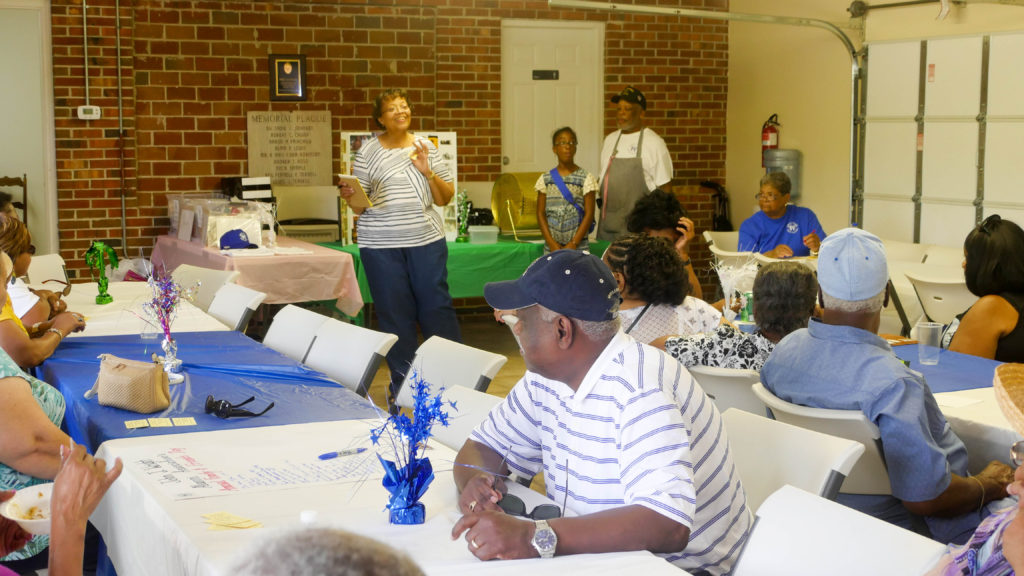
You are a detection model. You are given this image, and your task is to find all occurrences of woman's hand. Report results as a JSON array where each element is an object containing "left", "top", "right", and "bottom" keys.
[
  {"left": 52, "top": 311, "right": 85, "bottom": 336},
  {"left": 411, "top": 139, "right": 431, "bottom": 176},
  {"left": 0, "top": 490, "right": 31, "bottom": 557},
  {"left": 674, "top": 216, "right": 695, "bottom": 255}
]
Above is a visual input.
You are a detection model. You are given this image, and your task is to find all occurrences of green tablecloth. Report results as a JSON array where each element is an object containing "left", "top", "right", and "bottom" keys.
[{"left": 320, "top": 238, "right": 609, "bottom": 305}]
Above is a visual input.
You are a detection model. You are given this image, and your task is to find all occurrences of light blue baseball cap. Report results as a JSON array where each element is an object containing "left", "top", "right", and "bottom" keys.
[{"left": 817, "top": 227, "right": 889, "bottom": 301}]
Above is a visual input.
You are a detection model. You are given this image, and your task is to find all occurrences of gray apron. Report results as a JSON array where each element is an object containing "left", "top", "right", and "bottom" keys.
[{"left": 597, "top": 129, "right": 650, "bottom": 241}]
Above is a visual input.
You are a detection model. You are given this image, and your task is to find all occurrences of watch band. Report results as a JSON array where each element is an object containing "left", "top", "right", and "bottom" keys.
[{"left": 531, "top": 519, "right": 557, "bottom": 559}]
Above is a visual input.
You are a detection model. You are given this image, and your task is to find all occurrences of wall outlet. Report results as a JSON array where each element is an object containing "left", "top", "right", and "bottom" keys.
[{"left": 77, "top": 105, "right": 101, "bottom": 120}]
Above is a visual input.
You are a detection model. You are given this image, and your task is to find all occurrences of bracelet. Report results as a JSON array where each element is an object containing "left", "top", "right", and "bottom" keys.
[
  {"left": 680, "top": 259, "right": 692, "bottom": 267},
  {"left": 427, "top": 171, "right": 436, "bottom": 180},
  {"left": 46, "top": 327, "right": 64, "bottom": 341},
  {"left": 968, "top": 475, "right": 986, "bottom": 512}
]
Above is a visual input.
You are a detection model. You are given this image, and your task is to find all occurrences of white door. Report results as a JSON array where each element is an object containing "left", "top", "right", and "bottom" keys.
[
  {"left": 0, "top": 0, "right": 57, "bottom": 253},
  {"left": 501, "top": 20, "right": 604, "bottom": 176}
]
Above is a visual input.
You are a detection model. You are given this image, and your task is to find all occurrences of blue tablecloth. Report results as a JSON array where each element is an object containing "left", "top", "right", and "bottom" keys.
[
  {"left": 892, "top": 344, "right": 1001, "bottom": 393},
  {"left": 39, "top": 331, "right": 379, "bottom": 452}
]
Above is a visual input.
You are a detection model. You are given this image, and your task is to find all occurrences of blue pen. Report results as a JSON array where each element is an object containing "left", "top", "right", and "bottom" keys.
[{"left": 318, "top": 447, "right": 368, "bottom": 460}]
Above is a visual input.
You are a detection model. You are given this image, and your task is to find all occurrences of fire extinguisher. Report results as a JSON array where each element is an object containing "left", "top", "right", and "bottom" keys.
[{"left": 761, "top": 114, "right": 780, "bottom": 167}]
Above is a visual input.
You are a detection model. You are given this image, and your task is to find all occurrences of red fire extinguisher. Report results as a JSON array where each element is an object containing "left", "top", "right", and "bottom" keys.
[{"left": 761, "top": 113, "right": 780, "bottom": 167}]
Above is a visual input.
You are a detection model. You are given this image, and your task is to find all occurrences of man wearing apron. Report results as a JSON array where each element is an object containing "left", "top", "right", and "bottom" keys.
[{"left": 597, "top": 86, "right": 674, "bottom": 241}]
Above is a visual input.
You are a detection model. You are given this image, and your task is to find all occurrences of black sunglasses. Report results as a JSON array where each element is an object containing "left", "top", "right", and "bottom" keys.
[
  {"left": 204, "top": 395, "right": 275, "bottom": 419},
  {"left": 497, "top": 494, "right": 562, "bottom": 520}
]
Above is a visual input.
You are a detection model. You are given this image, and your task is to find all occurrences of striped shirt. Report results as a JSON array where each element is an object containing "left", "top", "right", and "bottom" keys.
[
  {"left": 353, "top": 136, "right": 452, "bottom": 248},
  {"left": 471, "top": 332, "right": 750, "bottom": 575}
]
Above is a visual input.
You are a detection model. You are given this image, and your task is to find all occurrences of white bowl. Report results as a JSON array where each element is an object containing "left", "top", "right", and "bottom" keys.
[{"left": 0, "top": 483, "right": 53, "bottom": 535}]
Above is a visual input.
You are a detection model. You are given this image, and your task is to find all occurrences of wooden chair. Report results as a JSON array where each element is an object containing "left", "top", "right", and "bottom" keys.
[{"left": 0, "top": 174, "right": 27, "bottom": 222}]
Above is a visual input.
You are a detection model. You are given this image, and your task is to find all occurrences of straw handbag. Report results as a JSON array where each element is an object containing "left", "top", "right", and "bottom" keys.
[{"left": 85, "top": 354, "right": 170, "bottom": 414}]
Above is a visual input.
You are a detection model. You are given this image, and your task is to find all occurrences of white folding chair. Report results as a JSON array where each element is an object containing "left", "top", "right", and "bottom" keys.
[
  {"left": 705, "top": 230, "right": 740, "bottom": 252},
  {"left": 752, "top": 383, "right": 892, "bottom": 495},
  {"left": 304, "top": 318, "right": 398, "bottom": 397},
  {"left": 732, "top": 485, "right": 946, "bottom": 576},
  {"left": 207, "top": 283, "right": 267, "bottom": 332},
  {"left": 721, "top": 408, "right": 865, "bottom": 513},
  {"left": 26, "top": 253, "right": 68, "bottom": 285},
  {"left": 428, "top": 386, "right": 503, "bottom": 451},
  {"left": 688, "top": 366, "right": 765, "bottom": 416},
  {"left": 395, "top": 336, "right": 507, "bottom": 408},
  {"left": 708, "top": 243, "right": 758, "bottom": 270},
  {"left": 904, "top": 268, "right": 978, "bottom": 327},
  {"left": 262, "top": 304, "right": 330, "bottom": 363},
  {"left": 170, "top": 264, "right": 240, "bottom": 312}
]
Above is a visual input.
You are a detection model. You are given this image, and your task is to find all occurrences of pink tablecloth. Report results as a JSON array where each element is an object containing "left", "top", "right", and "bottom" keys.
[{"left": 151, "top": 235, "right": 363, "bottom": 315}]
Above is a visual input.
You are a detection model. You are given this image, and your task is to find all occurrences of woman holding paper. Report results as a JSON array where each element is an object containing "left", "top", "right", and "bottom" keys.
[
  {"left": 534, "top": 126, "right": 596, "bottom": 253},
  {"left": 339, "top": 88, "right": 461, "bottom": 410}
]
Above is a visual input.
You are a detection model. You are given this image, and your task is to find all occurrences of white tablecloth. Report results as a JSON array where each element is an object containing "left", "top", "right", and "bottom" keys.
[
  {"left": 59, "top": 281, "right": 228, "bottom": 337},
  {"left": 93, "top": 420, "right": 687, "bottom": 576},
  {"left": 935, "top": 388, "right": 1022, "bottom": 472}
]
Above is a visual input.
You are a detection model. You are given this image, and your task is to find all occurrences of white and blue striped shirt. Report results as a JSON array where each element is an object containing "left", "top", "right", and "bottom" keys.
[
  {"left": 471, "top": 332, "right": 750, "bottom": 575},
  {"left": 353, "top": 136, "right": 451, "bottom": 248}
]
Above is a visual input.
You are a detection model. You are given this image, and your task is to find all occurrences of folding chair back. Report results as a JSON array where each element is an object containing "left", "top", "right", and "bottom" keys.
[
  {"left": 904, "top": 268, "right": 977, "bottom": 327},
  {"left": 687, "top": 366, "right": 765, "bottom": 416},
  {"left": 262, "top": 304, "right": 329, "bottom": 362},
  {"left": 429, "top": 386, "right": 503, "bottom": 451},
  {"left": 26, "top": 253, "right": 68, "bottom": 286},
  {"left": 752, "top": 383, "right": 892, "bottom": 495},
  {"left": 395, "top": 336, "right": 507, "bottom": 408},
  {"left": 305, "top": 318, "right": 398, "bottom": 397},
  {"left": 170, "top": 264, "right": 240, "bottom": 312},
  {"left": 207, "top": 283, "right": 266, "bottom": 331}
]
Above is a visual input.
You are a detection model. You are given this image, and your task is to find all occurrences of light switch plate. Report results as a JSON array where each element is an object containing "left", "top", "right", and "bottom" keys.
[{"left": 77, "top": 105, "right": 101, "bottom": 120}]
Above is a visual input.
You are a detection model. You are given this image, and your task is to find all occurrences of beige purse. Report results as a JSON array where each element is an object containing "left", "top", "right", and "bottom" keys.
[{"left": 85, "top": 354, "right": 171, "bottom": 414}]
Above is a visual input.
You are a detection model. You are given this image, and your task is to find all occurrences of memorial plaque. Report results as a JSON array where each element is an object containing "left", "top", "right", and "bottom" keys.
[{"left": 247, "top": 110, "right": 333, "bottom": 186}]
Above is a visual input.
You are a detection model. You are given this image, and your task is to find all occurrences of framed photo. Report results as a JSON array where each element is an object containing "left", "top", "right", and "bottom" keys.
[{"left": 269, "top": 54, "right": 307, "bottom": 101}]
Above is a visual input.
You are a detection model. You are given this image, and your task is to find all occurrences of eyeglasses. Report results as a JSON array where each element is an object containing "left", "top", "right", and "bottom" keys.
[
  {"left": 1012, "top": 440, "right": 1024, "bottom": 467},
  {"left": 205, "top": 395, "right": 275, "bottom": 419},
  {"left": 27, "top": 245, "right": 35, "bottom": 256},
  {"left": 554, "top": 141, "right": 577, "bottom": 148},
  {"left": 755, "top": 192, "right": 783, "bottom": 202},
  {"left": 43, "top": 278, "right": 72, "bottom": 297}
]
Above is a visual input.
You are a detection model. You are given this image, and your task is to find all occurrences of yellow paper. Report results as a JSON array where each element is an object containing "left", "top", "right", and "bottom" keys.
[
  {"left": 124, "top": 419, "right": 149, "bottom": 429},
  {"left": 171, "top": 417, "right": 197, "bottom": 426},
  {"left": 148, "top": 418, "right": 173, "bottom": 427}
]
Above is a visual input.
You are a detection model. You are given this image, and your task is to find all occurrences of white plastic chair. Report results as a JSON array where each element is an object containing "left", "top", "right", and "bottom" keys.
[
  {"left": 170, "top": 264, "right": 240, "bottom": 312},
  {"left": 752, "top": 383, "right": 892, "bottom": 495},
  {"left": 26, "top": 253, "right": 68, "bottom": 285},
  {"left": 688, "top": 366, "right": 765, "bottom": 416},
  {"left": 904, "top": 268, "right": 978, "bottom": 327},
  {"left": 207, "top": 283, "right": 267, "bottom": 332},
  {"left": 721, "top": 408, "right": 865, "bottom": 513},
  {"left": 428, "top": 385, "right": 503, "bottom": 451},
  {"left": 304, "top": 318, "right": 398, "bottom": 397},
  {"left": 262, "top": 304, "right": 330, "bottom": 363},
  {"left": 704, "top": 230, "right": 740, "bottom": 252},
  {"left": 708, "top": 243, "right": 758, "bottom": 270},
  {"left": 732, "top": 485, "right": 946, "bottom": 576},
  {"left": 395, "top": 336, "right": 507, "bottom": 408}
]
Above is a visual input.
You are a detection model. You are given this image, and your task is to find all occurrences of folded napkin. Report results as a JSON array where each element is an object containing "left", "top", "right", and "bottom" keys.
[{"left": 273, "top": 246, "right": 314, "bottom": 255}]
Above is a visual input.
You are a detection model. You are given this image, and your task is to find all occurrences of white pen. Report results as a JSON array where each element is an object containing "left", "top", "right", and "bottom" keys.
[{"left": 318, "top": 447, "right": 368, "bottom": 461}]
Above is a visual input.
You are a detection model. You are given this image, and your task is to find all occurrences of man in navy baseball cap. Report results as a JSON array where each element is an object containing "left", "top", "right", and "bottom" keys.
[{"left": 451, "top": 249, "right": 751, "bottom": 575}]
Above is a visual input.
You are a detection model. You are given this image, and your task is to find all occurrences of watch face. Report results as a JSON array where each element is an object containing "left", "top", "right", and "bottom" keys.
[{"left": 535, "top": 528, "right": 557, "bottom": 550}]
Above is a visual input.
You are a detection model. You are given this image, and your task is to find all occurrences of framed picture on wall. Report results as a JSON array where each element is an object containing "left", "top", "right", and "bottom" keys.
[{"left": 269, "top": 54, "right": 307, "bottom": 101}]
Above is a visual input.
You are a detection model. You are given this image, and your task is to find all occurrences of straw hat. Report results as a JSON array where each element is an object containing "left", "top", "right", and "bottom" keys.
[{"left": 994, "top": 363, "right": 1024, "bottom": 435}]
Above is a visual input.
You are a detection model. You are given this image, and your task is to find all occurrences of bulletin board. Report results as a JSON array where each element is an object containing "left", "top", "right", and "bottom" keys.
[{"left": 862, "top": 32, "right": 1024, "bottom": 246}]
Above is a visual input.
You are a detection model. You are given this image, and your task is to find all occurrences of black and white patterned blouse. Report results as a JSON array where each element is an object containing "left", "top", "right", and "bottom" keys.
[{"left": 664, "top": 324, "right": 775, "bottom": 371}]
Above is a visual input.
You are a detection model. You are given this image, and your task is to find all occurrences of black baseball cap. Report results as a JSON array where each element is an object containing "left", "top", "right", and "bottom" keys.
[{"left": 611, "top": 86, "right": 647, "bottom": 111}]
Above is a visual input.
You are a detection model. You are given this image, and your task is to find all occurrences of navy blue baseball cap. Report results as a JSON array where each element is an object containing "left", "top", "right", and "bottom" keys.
[
  {"left": 484, "top": 250, "right": 619, "bottom": 322},
  {"left": 219, "top": 229, "right": 257, "bottom": 250}
]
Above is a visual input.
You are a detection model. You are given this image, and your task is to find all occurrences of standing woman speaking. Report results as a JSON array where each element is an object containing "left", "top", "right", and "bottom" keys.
[{"left": 340, "top": 89, "right": 461, "bottom": 409}]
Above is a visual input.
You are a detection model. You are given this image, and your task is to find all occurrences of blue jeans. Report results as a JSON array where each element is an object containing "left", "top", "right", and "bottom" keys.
[{"left": 361, "top": 239, "right": 461, "bottom": 399}]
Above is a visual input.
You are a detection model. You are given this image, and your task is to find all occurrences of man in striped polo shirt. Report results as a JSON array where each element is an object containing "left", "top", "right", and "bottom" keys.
[{"left": 450, "top": 250, "right": 750, "bottom": 575}]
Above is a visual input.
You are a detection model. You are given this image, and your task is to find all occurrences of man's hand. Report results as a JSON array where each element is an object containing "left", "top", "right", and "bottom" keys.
[
  {"left": 802, "top": 231, "right": 821, "bottom": 253},
  {"left": 458, "top": 472, "right": 505, "bottom": 514},
  {"left": 674, "top": 217, "right": 695, "bottom": 255},
  {"left": 451, "top": 510, "right": 538, "bottom": 560},
  {"left": 764, "top": 244, "right": 793, "bottom": 259},
  {"left": 0, "top": 490, "right": 31, "bottom": 557},
  {"left": 976, "top": 460, "right": 1015, "bottom": 501}
]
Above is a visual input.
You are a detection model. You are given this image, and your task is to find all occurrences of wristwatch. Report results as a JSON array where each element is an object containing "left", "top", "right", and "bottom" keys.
[{"left": 531, "top": 519, "right": 557, "bottom": 559}]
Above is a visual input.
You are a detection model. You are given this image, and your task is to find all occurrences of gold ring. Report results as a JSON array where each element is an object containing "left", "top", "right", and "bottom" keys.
[{"left": 472, "top": 539, "right": 480, "bottom": 549}]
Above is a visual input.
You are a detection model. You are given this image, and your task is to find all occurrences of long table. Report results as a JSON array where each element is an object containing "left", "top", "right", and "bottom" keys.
[
  {"left": 38, "top": 331, "right": 377, "bottom": 452},
  {"left": 59, "top": 281, "right": 228, "bottom": 337},
  {"left": 92, "top": 420, "right": 689, "bottom": 576},
  {"left": 151, "top": 235, "right": 363, "bottom": 316},
  {"left": 320, "top": 238, "right": 609, "bottom": 305}
]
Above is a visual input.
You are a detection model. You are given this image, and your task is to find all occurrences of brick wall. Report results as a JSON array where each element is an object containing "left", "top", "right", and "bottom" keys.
[{"left": 50, "top": 0, "right": 728, "bottom": 288}]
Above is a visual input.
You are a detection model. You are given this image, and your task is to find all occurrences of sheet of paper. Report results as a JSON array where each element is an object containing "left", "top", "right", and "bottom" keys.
[
  {"left": 935, "top": 395, "right": 984, "bottom": 408},
  {"left": 148, "top": 418, "right": 173, "bottom": 427},
  {"left": 125, "top": 419, "right": 150, "bottom": 429},
  {"left": 172, "top": 417, "right": 197, "bottom": 426}
]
